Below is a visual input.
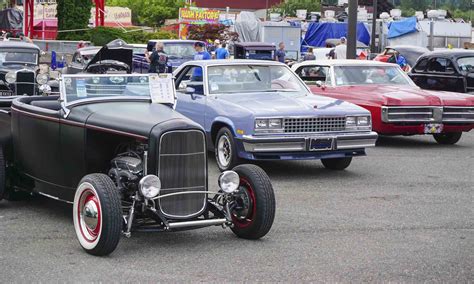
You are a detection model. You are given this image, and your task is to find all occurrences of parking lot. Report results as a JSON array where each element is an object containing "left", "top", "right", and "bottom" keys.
[{"left": 0, "top": 133, "right": 472, "bottom": 282}]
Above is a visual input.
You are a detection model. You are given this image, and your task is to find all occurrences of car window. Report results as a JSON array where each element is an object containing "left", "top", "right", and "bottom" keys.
[
  {"left": 413, "top": 58, "right": 429, "bottom": 72},
  {"left": 72, "top": 52, "right": 81, "bottom": 64},
  {"left": 0, "top": 50, "right": 37, "bottom": 66},
  {"left": 295, "top": 65, "right": 330, "bottom": 85},
  {"left": 457, "top": 56, "right": 474, "bottom": 72},
  {"left": 333, "top": 65, "right": 412, "bottom": 86},
  {"left": 207, "top": 64, "right": 308, "bottom": 95},
  {"left": 427, "top": 57, "right": 455, "bottom": 73},
  {"left": 176, "top": 66, "right": 204, "bottom": 95}
]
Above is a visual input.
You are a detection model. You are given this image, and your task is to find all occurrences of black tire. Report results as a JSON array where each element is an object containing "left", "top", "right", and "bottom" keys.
[
  {"left": 230, "top": 164, "right": 275, "bottom": 239},
  {"left": 0, "top": 148, "right": 5, "bottom": 201},
  {"left": 215, "top": 127, "right": 242, "bottom": 171},
  {"left": 73, "top": 174, "right": 122, "bottom": 256},
  {"left": 433, "top": 132, "right": 462, "bottom": 145},
  {"left": 321, "top": 157, "right": 352, "bottom": 170}
]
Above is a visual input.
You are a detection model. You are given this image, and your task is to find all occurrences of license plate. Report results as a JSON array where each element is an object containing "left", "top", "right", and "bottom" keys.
[
  {"left": 309, "top": 138, "right": 334, "bottom": 151},
  {"left": 0, "top": 91, "right": 13, "bottom": 96},
  {"left": 424, "top": 123, "right": 443, "bottom": 134}
]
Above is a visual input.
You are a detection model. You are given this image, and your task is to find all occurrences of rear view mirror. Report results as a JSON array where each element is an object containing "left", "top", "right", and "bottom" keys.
[{"left": 185, "top": 87, "right": 195, "bottom": 94}]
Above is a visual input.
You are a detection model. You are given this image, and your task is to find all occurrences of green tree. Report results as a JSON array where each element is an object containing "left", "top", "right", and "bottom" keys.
[
  {"left": 270, "top": 0, "right": 321, "bottom": 17},
  {"left": 57, "top": 0, "right": 92, "bottom": 40}
]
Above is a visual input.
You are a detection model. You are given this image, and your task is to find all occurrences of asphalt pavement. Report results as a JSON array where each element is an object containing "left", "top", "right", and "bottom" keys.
[{"left": 0, "top": 132, "right": 473, "bottom": 282}]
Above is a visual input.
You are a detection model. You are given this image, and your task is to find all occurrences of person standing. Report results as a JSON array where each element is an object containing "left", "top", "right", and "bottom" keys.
[
  {"left": 275, "top": 42, "right": 286, "bottom": 63},
  {"left": 215, "top": 42, "right": 230, "bottom": 59},
  {"left": 303, "top": 47, "right": 316, "bottom": 61},
  {"left": 209, "top": 39, "right": 220, "bottom": 59},
  {"left": 192, "top": 42, "right": 211, "bottom": 81},
  {"left": 145, "top": 41, "right": 169, "bottom": 73},
  {"left": 334, "top": 37, "right": 347, "bottom": 59}
]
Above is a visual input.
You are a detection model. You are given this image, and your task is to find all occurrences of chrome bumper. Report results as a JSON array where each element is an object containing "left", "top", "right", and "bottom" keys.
[{"left": 241, "top": 132, "right": 378, "bottom": 153}]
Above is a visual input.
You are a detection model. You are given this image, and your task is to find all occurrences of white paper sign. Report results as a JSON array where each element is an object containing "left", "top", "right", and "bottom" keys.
[{"left": 149, "top": 74, "right": 176, "bottom": 105}]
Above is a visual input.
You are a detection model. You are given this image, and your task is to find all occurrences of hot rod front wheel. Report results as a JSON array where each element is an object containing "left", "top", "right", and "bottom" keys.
[
  {"left": 73, "top": 174, "right": 122, "bottom": 256},
  {"left": 230, "top": 164, "right": 275, "bottom": 239}
]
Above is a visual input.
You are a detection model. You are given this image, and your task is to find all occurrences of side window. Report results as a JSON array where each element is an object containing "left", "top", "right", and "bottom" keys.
[
  {"left": 427, "top": 57, "right": 455, "bottom": 73},
  {"left": 414, "top": 58, "right": 429, "bottom": 72},
  {"left": 295, "top": 66, "right": 329, "bottom": 85},
  {"left": 176, "top": 66, "right": 204, "bottom": 94},
  {"left": 72, "top": 52, "right": 81, "bottom": 64}
]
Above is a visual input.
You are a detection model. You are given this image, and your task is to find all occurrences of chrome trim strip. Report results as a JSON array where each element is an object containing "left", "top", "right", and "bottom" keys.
[
  {"left": 168, "top": 218, "right": 227, "bottom": 229},
  {"left": 38, "top": 192, "right": 73, "bottom": 204}
]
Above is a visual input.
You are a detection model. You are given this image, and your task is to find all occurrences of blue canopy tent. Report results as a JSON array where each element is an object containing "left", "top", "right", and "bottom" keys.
[
  {"left": 302, "top": 22, "right": 370, "bottom": 51},
  {"left": 387, "top": 17, "right": 418, "bottom": 39}
]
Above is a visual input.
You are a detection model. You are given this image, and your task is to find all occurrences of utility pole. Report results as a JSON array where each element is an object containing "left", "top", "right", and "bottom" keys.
[
  {"left": 347, "top": 0, "right": 358, "bottom": 59},
  {"left": 370, "top": 0, "right": 378, "bottom": 54}
]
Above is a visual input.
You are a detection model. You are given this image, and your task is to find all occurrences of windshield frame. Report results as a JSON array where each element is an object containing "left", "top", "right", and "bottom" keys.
[
  {"left": 60, "top": 73, "right": 153, "bottom": 110},
  {"left": 330, "top": 64, "right": 417, "bottom": 87},
  {"left": 0, "top": 48, "right": 39, "bottom": 66},
  {"left": 204, "top": 63, "right": 312, "bottom": 96}
]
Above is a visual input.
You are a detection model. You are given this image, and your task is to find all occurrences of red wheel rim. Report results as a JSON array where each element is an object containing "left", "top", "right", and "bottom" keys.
[
  {"left": 232, "top": 178, "right": 257, "bottom": 228},
  {"left": 77, "top": 189, "right": 101, "bottom": 243}
]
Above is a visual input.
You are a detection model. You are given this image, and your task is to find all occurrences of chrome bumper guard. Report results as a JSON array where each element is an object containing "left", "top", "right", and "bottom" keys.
[
  {"left": 168, "top": 218, "right": 228, "bottom": 229},
  {"left": 241, "top": 132, "right": 378, "bottom": 152}
]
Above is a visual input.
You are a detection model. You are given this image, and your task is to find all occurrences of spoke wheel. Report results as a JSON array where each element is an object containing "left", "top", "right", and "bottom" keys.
[
  {"left": 215, "top": 127, "right": 241, "bottom": 171},
  {"left": 217, "top": 135, "right": 232, "bottom": 169},
  {"left": 231, "top": 178, "right": 257, "bottom": 229}
]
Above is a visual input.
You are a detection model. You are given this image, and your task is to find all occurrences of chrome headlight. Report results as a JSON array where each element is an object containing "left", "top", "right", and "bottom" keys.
[
  {"left": 5, "top": 71, "right": 16, "bottom": 84},
  {"left": 139, "top": 175, "right": 161, "bottom": 199},
  {"left": 255, "top": 118, "right": 283, "bottom": 133},
  {"left": 36, "top": 73, "right": 48, "bottom": 85},
  {"left": 346, "top": 116, "right": 357, "bottom": 127},
  {"left": 357, "top": 116, "right": 370, "bottom": 126},
  {"left": 346, "top": 116, "right": 371, "bottom": 129},
  {"left": 218, "top": 171, "right": 240, "bottom": 193}
]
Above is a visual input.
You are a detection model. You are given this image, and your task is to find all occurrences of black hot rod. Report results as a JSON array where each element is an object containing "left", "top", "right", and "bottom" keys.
[{"left": 0, "top": 73, "right": 276, "bottom": 256}]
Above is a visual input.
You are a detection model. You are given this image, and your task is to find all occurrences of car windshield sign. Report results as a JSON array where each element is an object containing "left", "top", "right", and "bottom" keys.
[
  {"left": 61, "top": 74, "right": 154, "bottom": 105},
  {"left": 207, "top": 65, "right": 308, "bottom": 95},
  {"left": 0, "top": 50, "right": 37, "bottom": 66},
  {"left": 333, "top": 65, "right": 412, "bottom": 86}
]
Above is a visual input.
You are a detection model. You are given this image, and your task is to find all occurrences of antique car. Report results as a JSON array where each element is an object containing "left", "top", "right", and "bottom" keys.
[
  {"left": 173, "top": 60, "right": 378, "bottom": 171},
  {"left": 408, "top": 50, "right": 474, "bottom": 94},
  {"left": 374, "top": 45, "right": 430, "bottom": 70},
  {"left": 0, "top": 41, "right": 47, "bottom": 97},
  {"left": 63, "top": 39, "right": 133, "bottom": 74},
  {"left": 134, "top": 39, "right": 207, "bottom": 73},
  {"left": 292, "top": 60, "right": 474, "bottom": 144},
  {"left": 233, "top": 42, "right": 276, "bottom": 61},
  {"left": 0, "top": 73, "right": 276, "bottom": 256}
]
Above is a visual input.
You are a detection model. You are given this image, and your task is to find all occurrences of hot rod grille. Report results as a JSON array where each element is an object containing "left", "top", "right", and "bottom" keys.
[
  {"left": 16, "top": 71, "right": 35, "bottom": 96},
  {"left": 157, "top": 130, "right": 207, "bottom": 218},
  {"left": 283, "top": 117, "right": 346, "bottom": 133}
]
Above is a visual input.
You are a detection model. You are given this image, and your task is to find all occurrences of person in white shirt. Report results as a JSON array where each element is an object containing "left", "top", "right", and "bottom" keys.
[{"left": 334, "top": 37, "right": 347, "bottom": 59}]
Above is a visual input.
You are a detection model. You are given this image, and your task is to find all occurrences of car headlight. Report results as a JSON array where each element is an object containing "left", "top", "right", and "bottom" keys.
[
  {"left": 139, "top": 175, "right": 161, "bottom": 199},
  {"left": 36, "top": 73, "right": 48, "bottom": 85},
  {"left": 255, "top": 118, "right": 283, "bottom": 132},
  {"left": 5, "top": 71, "right": 16, "bottom": 84},
  {"left": 255, "top": 119, "right": 269, "bottom": 129},
  {"left": 268, "top": 118, "right": 282, "bottom": 129},
  {"left": 357, "top": 116, "right": 370, "bottom": 126},
  {"left": 218, "top": 171, "right": 240, "bottom": 193},
  {"left": 346, "top": 116, "right": 357, "bottom": 127}
]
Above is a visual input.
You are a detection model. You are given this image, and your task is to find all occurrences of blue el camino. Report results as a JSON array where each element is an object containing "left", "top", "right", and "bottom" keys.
[{"left": 174, "top": 60, "right": 378, "bottom": 171}]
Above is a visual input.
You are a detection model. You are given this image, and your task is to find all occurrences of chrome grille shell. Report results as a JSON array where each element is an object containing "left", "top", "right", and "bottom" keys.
[
  {"left": 442, "top": 107, "right": 474, "bottom": 122},
  {"left": 157, "top": 130, "right": 207, "bottom": 219},
  {"left": 381, "top": 106, "right": 474, "bottom": 123},
  {"left": 283, "top": 117, "right": 346, "bottom": 133}
]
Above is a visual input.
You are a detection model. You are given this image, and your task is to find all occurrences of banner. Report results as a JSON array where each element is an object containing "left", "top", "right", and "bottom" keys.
[{"left": 179, "top": 7, "right": 220, "bottom": 24}]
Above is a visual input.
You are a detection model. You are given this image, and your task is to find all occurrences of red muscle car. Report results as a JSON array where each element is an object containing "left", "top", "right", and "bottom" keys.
[{"left": 292, "top": 60, "right": 474, "bottom": 144}]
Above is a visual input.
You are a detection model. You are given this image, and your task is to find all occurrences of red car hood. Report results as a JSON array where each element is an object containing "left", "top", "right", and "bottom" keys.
[{"left": 312, "top": 85, "right": 474, "bottom": 107}]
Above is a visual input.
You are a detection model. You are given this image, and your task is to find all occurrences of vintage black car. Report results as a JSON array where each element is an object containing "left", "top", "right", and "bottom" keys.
[
  {"left": 233, "top": 42, "right": 276, "bottom": 61},
  {"left": 0, "top": 41, "right": 47, "bottom": 97},
  {"left": 409, "top": 50, "right": 474, "bottom": 94},
  {"left": 64, "top": 39, "right": 133, "bottom": 74},
  {"left": 0, "top": 73, "right": 276, "bottom": 256}
]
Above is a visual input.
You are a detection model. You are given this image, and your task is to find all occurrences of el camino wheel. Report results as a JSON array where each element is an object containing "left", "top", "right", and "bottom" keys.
[
  {"left": 215, "top": 127, "right": 241, "bottom": 171},
  {"left": 230, "top": 164, "right": 275, "bottom": 239},
  {"left": 0, "top": 148, "right": 5, "bottom": 201},
  {"left": 321, "top": 157, "right": 352, "bottom": 170},
  {"left": 433, "top": 132, "right": 462, "bottom": 145},
  {"left": 73, "top": 174, "right": 122, "bottom": 256}
]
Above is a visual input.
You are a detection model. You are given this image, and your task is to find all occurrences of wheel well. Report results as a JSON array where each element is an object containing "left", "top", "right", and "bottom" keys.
[{"left": 210, "top": 122, "right": 233, "bottom": 147}]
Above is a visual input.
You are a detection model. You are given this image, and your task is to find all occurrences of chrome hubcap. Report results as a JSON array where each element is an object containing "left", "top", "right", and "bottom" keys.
[
  {"left": 83, "top": 200, "right": 99, "bottom": 231},
  {"left": 217, "top": 135, "right": 231, "bottom": 167}
]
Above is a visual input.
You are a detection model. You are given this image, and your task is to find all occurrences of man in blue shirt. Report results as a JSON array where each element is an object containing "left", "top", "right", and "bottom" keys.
[
  {"left": 275, "top": 42, "right": 286, "bottom": 63},
  {"left": 215, "top": 43, "right": 229, "bottom": 59},
  {"left": 192, "top": 42, "right": 211, "bottom": 81}
]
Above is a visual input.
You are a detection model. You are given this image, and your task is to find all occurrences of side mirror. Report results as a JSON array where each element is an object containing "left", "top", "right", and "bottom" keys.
[
  {"left": 185, "top": 87, "right": 195, "bottom": 94},
  {"left": 315, "top": 80, "right": 323, "bottom": 87}
]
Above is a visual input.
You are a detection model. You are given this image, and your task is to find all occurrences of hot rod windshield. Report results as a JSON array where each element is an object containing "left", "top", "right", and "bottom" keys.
[
  {"left": 0, "top": 49, "right": 38, "bottom": 66},
  {"left": 61, "top": 74, "right": 152, "bottom": 104},
  {"left": 207, "top": 64, "right": 309, "bottom": 95}
]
